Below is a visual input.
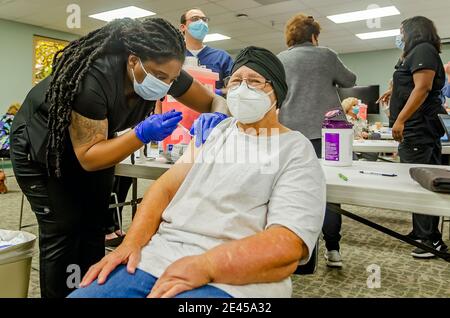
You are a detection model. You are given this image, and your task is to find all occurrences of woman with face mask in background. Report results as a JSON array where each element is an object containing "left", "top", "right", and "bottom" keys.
[
  {"left": 277, "top": 14, "right": 357, "bottom": 268},
  {"left": 388, "top": 16, "right": 447, "bottom": 258},
  {"left": 10, "top": 17, "right": 228, "bottom": 298}
]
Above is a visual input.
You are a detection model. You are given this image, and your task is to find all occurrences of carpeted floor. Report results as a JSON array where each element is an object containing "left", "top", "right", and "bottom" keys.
[{"left": 1, "top": 165, "right": 449, "bottom": 298}]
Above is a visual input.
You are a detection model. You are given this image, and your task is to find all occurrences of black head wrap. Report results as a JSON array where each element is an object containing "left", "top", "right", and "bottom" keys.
[{"left": 231, "top": 46, "right": 288, "bottom": 108}]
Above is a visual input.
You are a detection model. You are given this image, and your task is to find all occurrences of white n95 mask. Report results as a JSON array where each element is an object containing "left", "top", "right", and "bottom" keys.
[
  {"left": 132, "top": 58, "right": 172, "bottom": 101},
  {"left": 226, "top": 83, "right": 276, "bottom": 124}
]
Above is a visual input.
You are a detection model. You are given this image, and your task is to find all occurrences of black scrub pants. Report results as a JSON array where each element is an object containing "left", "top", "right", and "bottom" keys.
[
  {"left": 311, "top": 138, "right": 342, "bottom": 252},
  {"left": 398, "top": 140, "right": 443, "bottom": 242},
  {"left": 11, "top": 131, "right": 113, "bottom": 298}
]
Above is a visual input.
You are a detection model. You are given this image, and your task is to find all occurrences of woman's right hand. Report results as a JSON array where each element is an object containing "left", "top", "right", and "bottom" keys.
[
  {"left": 79, "top": 241, "right": 142, "bottom": 287},
  {"left": 377, "top": 90, "right": 392, "bottom": 104}
]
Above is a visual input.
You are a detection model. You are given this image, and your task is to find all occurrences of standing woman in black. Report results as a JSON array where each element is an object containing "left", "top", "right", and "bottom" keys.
[
  {"left": 10, "top": 17, "right": 228, "bottom": 298},
  {"left": 388, "top": 16, "right": 447, "bottom": 258}
]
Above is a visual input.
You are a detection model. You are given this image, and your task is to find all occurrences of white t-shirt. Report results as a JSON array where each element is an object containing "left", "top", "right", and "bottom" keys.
[
  {"left": 138, "top": 118, "right": 326, "bottom": 298},
  {"left": 188, "top": 46, "right": 205, "bottom": 57}
]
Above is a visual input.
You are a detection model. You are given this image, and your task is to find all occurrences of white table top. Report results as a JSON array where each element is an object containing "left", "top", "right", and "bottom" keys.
[
  {"left": 353, "top": 139, "right": 450, "bottom": 154},
  {"left": 353, "top": 140, "right": 399, "bottom": 153},
  {"left": 116, "top": 158, "right": 450, "bottom": 217},
  {"left": 323, "top": 160, "right": 450, "bottom": 217},
  {"left": 115, "top": 157, "right": 172, "bottom": 180}
]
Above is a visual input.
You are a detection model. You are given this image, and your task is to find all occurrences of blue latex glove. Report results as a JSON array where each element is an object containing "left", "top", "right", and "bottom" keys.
[
  {"left": 190, "top": 112, "right": 228, "bottom": 148},
  {"left": 135, "top": 110, "right": 182, "bottom": 144}
]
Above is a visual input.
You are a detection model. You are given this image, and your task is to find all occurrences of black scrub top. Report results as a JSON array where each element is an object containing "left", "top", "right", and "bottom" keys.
[
  {"left": 389, "top": 42, "right": 446, "bottom": 144},
  {"left": 12, "top": 54, "right": 193, "bottom": 170}
]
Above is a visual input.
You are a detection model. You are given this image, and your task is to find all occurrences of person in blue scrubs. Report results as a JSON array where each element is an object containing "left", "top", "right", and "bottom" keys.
[
  {"left": 180, "top": 8, "right": 234, "bottom": 96},
  {"left": 444, "top": 81, "right": 450, "bottom": 99}
]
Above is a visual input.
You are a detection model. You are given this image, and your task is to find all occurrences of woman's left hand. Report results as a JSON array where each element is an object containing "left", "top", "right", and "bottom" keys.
[
  {"left": 392, "top": 120, "right": 405, "bottom": 142},
  {"left": 190, "top": 112, "right": 228, "bottom": 147},
  {"left": 147, "top": 255, "right": 213, "bottom": 298}
]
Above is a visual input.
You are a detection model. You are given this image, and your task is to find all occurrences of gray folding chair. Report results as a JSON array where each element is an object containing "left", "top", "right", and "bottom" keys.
[
  {"left": 105, "top": 192, "right": 124, "bottom": 252},
  {"left": 110, "top": 192, "right": 123, "bottom": 235}
]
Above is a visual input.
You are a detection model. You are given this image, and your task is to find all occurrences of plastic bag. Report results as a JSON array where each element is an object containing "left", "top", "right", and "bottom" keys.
[{"left": 0, "top": 230, "right": 36, "bottom": 265}]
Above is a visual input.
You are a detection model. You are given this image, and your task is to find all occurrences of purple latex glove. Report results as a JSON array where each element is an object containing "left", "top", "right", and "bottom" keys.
[
  {"left": 190, "top": 112, "right": 228, "bottom": 147},
  {"left": 135, "top": 110, "right": 182, "bottom": 144}
]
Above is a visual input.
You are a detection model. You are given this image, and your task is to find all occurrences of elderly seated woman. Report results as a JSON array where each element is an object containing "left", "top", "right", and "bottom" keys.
[{"left": 69, "top": 46, "right": 326, "bottom": 298}]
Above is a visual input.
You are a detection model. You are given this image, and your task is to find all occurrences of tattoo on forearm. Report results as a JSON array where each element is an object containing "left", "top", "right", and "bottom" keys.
[{"left": 69, "top": 111, "right": 108, "bottom": 148}]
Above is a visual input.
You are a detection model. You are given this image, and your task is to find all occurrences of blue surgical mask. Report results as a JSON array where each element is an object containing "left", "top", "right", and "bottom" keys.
[
  {"left": 188, "top": 20, "right": 209, "bottom": 41},
  {"left": 352, "top": 106, "right": 359, "bottom": 115},
  {"left": 395, "top": 34, "right": 405, "bottom": 50},
  {"left": 132, "top": 59, "right": 172, "bottom": 101}
]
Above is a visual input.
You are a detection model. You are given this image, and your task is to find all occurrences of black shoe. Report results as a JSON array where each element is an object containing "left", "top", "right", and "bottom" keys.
[{"left": 411, "top": 239, "right": 448, "bottom": 259}]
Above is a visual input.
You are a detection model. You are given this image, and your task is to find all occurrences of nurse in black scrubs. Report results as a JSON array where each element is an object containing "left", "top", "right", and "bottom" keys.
[
  {"left": 10, "top": 17, "right": 228, "bottom": 298},
  {"left": 388, "top": 16, "right": 447, "bottom": 258}
]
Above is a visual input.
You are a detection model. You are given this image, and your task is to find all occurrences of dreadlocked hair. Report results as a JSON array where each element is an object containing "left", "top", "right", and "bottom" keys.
[{"left": 45, "top": 17, "right": 186, "bottom": 177}]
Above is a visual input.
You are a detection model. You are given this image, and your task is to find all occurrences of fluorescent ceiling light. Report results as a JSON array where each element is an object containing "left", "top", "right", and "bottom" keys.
[
  {"left": 204, "top": 33, "right": 231, "bottom": 42},
  {"left": 89, "top": 6, "right": 156, "bottom": 22},
  {"left": 356, "top": 29, "right": 400, "bottom": 40},
  {"left": 327, "top": 6, "right": 400, "bottom": 24}
]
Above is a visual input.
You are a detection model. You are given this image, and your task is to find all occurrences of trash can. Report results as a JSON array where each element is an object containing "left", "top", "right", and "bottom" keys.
[{"left": 0, "top": 229, "right": 36, "bottom": 298}]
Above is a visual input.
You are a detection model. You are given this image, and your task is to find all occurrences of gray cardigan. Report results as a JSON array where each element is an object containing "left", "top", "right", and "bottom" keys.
[{"left": 277, "top": 42, "right": 357, "bottom": 140}]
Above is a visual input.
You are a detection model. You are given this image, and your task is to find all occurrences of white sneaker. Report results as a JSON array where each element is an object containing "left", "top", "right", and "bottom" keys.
[{"left": 324, "top": 250, "right": 343, "bottom": 268}]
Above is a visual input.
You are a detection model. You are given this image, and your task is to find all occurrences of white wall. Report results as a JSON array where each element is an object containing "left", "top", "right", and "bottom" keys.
[
  {"left": 339, "top": 44, "right": 450, "bottom": 122},
  {"left": 0, "top": 19, "right": 78, "bottom": 114}
]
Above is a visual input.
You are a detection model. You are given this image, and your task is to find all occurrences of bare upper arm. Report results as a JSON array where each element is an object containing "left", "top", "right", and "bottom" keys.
[
  {"left": 69, "top": 111, "right": 108, "bottom": 162},
  {"left": 174, "top": 79, "right": 215, "bottom": 113},
  {"left": 413, "top": 69, "right": 435, "bottom": 91},
  {"left": 156, "top": 139, "right": 202, "bottom": 201},
  {"left": 266, "top": 225, "right": 307, "bottom": 261}
]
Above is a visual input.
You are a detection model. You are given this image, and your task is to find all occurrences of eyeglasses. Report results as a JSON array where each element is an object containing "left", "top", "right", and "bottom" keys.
[
  {"left": 188, "top": 16, "right": 210, "bottom": 23},
  {"left": 225, "top": 77, "right": 272, "bottom": 90}
]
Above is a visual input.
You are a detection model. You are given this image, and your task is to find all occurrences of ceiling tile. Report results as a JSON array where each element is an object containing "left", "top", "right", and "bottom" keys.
[
  {"left": 308, "top": 0, "right": 393, "bottom": 16},
  {"left": 235, "top": 31, "right": 283, "bottom": 42},
  {"left": 134, "top": 0, "right": 210, "bottom": 14},
  {"left": 239, "top": 0, "right": 308, "bottom": 19},
  {"left": 210, "top": 0, "right": 262, "bottom": 11},
  {"left": 1, "top": 0, "right": 449, "bottom": 55}
]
